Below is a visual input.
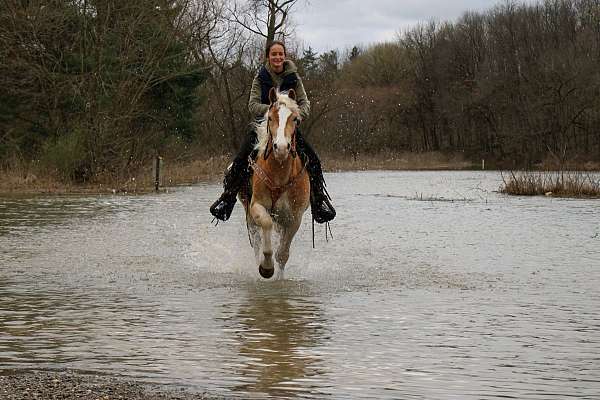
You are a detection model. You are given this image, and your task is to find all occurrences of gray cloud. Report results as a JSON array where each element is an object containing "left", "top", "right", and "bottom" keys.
[{"left": 293, "top": 0, "right": 539, "bottom": 52}]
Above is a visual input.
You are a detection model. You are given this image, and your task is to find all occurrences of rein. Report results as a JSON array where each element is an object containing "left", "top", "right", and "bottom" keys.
[{"left": 263, "top": 122, "right": 273, "bottom": 160}]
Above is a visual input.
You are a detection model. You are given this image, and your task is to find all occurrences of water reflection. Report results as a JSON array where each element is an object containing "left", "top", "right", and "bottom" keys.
[
  {"left": 228, "top": 283, "right": 328, "bottom": 398},
  {"left": 0, "top": 195, "right": 128, "bottom": 237},
  {"left": 0, "top": 280, "right": 92, "bottom": 366},
  {"left": 0, "top": 279, "right": 165, "bottom": 373}
]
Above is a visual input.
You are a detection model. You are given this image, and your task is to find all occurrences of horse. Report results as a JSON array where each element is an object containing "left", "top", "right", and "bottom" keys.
[{"left": 239, "top": 88, "right": 310, "bottom": 280}]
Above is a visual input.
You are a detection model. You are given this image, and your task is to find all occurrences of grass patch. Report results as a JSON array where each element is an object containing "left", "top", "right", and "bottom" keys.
[
  {"left": 323, "top": 151, "right": 474, "bottom": 171},
  {"left": 7, "top": 151, "right": 599, "bottom": 198},
  {"left": 500, "top": 170, "right": 600, "bottom": 198},
  {"left": 0, "top": 156, "right": 230, "bottom": 194},
  {"left": 410, "top": 192, "right": 473, "bottom": 202},
  {"left": 0, "top": 152, "right": 475, "bottom": 194}
]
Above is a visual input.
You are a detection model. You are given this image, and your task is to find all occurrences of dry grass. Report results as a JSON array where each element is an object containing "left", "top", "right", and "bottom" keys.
[
  {"left": 500, "top": 170, "right": 600, "bottom": 197},
  {"left": 9, "top": 152, "right": 599, "bottom": 198},
  {"left": 0, "top": 152, "right": 476, "bottom": 195},
  {"left": 0, "top": 156, "right": 230, "bottom": 194},
  {"left": 537, "top": 156, "right": 600, "bottom": 171},
  {"left": 0, "top": 162, "right": 68, "bottom": 194},
  {"left": 160, "top": 156, "right": 230, "bottom": 186},
  {"left": 323, "top": 151, "right": 474, "bottom": 171}
]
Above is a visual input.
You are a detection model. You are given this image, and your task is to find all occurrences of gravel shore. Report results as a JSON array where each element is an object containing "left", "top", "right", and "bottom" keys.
[{"left": 0, "top": 370, "right": 224, "bottom": 400}]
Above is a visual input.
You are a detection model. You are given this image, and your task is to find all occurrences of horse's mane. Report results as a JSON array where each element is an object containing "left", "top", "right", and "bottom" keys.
[{"left": 254, "top": 90, "right": 300, "bottom": 156}]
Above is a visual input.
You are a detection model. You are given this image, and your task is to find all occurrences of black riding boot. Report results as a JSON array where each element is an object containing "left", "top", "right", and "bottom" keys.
[
  {"left": 296, "top": 130, "right": 336, "bottom": 223},
  {"left": 210, "top": 130, "right": 258, "bottom": 221}
]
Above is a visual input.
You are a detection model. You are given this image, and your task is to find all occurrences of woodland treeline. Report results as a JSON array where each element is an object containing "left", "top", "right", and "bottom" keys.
[{"left": 1, "top": 0, "right": 599, "bottom": 182}]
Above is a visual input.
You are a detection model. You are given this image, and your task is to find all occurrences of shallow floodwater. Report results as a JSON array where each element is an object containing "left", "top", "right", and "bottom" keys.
[{"left": 1, "top": 171, "right": 599, "bottom": 399}]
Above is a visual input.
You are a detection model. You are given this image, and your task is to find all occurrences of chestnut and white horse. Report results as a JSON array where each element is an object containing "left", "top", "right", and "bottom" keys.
[{"left": 240, "top": 88, "right": 310, "bottom": 280}]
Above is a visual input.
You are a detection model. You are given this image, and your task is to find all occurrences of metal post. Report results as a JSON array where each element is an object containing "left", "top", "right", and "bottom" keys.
[{"left": 154, "top": 156, "right": 162, "bottom": 192}]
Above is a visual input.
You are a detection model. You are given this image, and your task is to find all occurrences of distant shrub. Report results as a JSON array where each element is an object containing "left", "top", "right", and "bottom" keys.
[
  {"left": 41, "top": 130, "right": 91, "bottom": 183},
  {"left": 500, "top": 171, "right": 600, "bottom": 197}
]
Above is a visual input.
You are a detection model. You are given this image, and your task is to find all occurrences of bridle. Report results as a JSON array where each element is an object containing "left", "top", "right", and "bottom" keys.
[
  {"left": 251, "top": 103, "right": 305, "bottom": 207},
  {"left": 263, "top": 126, "right": 298, "bottom": 161}
]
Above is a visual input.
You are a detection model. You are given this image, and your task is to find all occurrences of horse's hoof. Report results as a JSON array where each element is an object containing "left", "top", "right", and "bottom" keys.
[{"left": 259, "top": 265, "right": 275, "bottom": 279}]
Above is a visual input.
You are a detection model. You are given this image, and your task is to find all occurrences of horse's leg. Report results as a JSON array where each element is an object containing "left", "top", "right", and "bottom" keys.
[
  {"left": 251, "top": 225, "right": 261, "bottom": 262},
  {"left": 246, "top": 214, "right": 261, "bottom": 263},
  {"left": 250, "top": 202, "right": 275, "bottom": 278},
  {"left": 274, "top": 218, "right": 302, "bottom": 280}
]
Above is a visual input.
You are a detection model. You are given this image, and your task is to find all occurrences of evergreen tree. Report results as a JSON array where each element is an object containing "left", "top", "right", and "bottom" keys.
[
  {"left": 318, "top": 50, "right": 339, "bottom": 80},
  {"left": 299, "top": 46, "right": 319, "bottom": 79},
  {"left": 349, "top": 45, "right": 361, "bottom": 61}
]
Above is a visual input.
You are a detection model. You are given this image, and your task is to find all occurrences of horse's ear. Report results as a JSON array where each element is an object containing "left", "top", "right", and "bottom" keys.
[
  {"left": 268, "top": 87, "right": 277, "bottom": 104},
  {"left": 287, "top": 89, "right": 296, "bottom": 100}
]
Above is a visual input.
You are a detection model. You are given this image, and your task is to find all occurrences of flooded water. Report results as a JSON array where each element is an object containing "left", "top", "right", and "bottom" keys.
[{"left": 1, "top": 171, "right": 599, "bottom": 399}]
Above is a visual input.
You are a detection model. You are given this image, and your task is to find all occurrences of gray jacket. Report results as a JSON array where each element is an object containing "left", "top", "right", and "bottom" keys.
[{"left": 248, "top": 60, "right": 310, "bottom": 120}]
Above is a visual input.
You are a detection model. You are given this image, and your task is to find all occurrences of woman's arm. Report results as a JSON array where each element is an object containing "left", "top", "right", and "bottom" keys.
[
  {"left": 248, "top": 75, "right": 269, "bottom": 118},
  {"left": 295, "top": 76, "right": 310, "bottom": 121}
]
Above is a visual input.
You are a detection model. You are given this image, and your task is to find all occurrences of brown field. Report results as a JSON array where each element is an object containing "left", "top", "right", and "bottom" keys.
[
  {"left": 4, "top": 152, "right": 599, "bottom": 197},
  {"left": 323, "top": 151, "right": 475, "bottom": 171},
  {"left": 0, "top": 156, "right": 230, "bottom": 194},
  {"left": 0, "top": 152, "right": 477, "bottom": 195}
]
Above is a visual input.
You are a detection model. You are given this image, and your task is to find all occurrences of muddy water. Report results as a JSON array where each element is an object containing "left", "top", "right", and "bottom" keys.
[{"left": 1, "top": 171, "right": 599, "bottom": 399}]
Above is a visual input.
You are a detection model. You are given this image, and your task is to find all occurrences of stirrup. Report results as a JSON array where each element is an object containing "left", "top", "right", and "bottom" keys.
[{"left": 209, "top": 193, "right": 237, "bottom": 222}]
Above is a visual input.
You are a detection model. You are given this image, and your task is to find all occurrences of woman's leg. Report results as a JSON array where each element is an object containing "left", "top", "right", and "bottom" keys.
[
  {"left": 295, "top": 129, "right": 336, "bottom": 223},
  {"left": 210, "top": 129, "right": 258, "bottom": 221}
]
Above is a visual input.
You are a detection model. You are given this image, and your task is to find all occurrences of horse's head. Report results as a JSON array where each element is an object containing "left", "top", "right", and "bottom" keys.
[{"left": 266, "top": 88, "right": 300, "bottom": 162}]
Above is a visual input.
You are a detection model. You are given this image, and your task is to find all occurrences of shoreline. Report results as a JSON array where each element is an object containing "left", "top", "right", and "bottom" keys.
[
  {"left": 0, "top": 152, "right": 479, "bottom": 195},
  {"left": 1, "top": 152, "right": 599, "bottom": 196},
  {"left": 0, "top": 370, "right": 223, "bottom": 400}
]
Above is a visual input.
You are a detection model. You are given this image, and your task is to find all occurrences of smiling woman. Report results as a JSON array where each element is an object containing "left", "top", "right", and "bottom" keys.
[
  {"left": 267, "top": 42, "right": 286, "bottom": 73},
  {"left": 209, "top": 40, "right": 336, "bottom": 225}
]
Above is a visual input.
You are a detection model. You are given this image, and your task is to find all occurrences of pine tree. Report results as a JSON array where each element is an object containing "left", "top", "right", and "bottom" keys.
[{"left": 299, "top": 46, "right": 319, "bottom": 79}]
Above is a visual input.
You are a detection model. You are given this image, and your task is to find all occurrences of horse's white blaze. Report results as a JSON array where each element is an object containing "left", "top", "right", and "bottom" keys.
[
  {"left": 274, "top": 105, "right": 292, "bottom": 159},
  {"left": 246, "top": 91, "right": 308, "bottom": 280}
]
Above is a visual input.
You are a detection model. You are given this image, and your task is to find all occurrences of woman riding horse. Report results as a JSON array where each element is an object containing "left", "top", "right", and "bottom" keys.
[{"left": 210, "top": 41, "right": 336, "bottom": 224}]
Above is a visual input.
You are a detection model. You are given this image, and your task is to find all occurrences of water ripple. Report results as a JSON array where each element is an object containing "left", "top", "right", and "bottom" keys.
[{"left": 1, "top": 172, "right": 599, "bottom": 399}]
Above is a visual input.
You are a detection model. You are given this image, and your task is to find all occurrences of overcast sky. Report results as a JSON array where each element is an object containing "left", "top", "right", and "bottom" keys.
[{"left": 292, "top": 0, "right": 539, "bottom": 53}]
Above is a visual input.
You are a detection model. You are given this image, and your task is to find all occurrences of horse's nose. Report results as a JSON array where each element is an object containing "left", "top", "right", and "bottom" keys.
[
  {"left": 287, "top": 143, "right": 291, "bottom": 150},
  {"left": 273, "top": 143, "right": 278, "bottom": 151}
]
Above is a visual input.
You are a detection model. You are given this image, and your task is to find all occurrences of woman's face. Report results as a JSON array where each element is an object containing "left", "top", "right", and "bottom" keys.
[{"left": 268, "top": 44, "right": 285, "bottom": 73}]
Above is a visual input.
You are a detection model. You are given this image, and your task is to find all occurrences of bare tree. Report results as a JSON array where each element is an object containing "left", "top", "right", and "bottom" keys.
[
  {"left": 186, "top": 0, "right": 259, "bottom": 151},
  {"left": 190, "top": 0, "right": 305, "bottom": 152},
  {"left": 228, "top": 0, "right": 302, "bottom": 43}
]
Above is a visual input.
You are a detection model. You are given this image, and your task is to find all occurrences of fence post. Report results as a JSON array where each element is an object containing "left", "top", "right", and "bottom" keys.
[{"left": 154, "top": 156, "right": 162, "bottom": 192}]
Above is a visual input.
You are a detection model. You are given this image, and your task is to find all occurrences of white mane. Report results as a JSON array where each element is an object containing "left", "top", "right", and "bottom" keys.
[{"left": 254, "top": 90, "right": 300, "bottom": 156}]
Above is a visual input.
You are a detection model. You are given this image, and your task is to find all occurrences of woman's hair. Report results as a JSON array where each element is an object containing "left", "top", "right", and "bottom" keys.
[{"left": 265, "top": 40, "right": 287, "bottom": 59}]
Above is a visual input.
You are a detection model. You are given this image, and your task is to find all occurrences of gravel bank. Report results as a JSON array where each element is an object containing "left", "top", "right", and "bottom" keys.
[{"left": 0, "top": 370, "right": 224, "bottom": 400}]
